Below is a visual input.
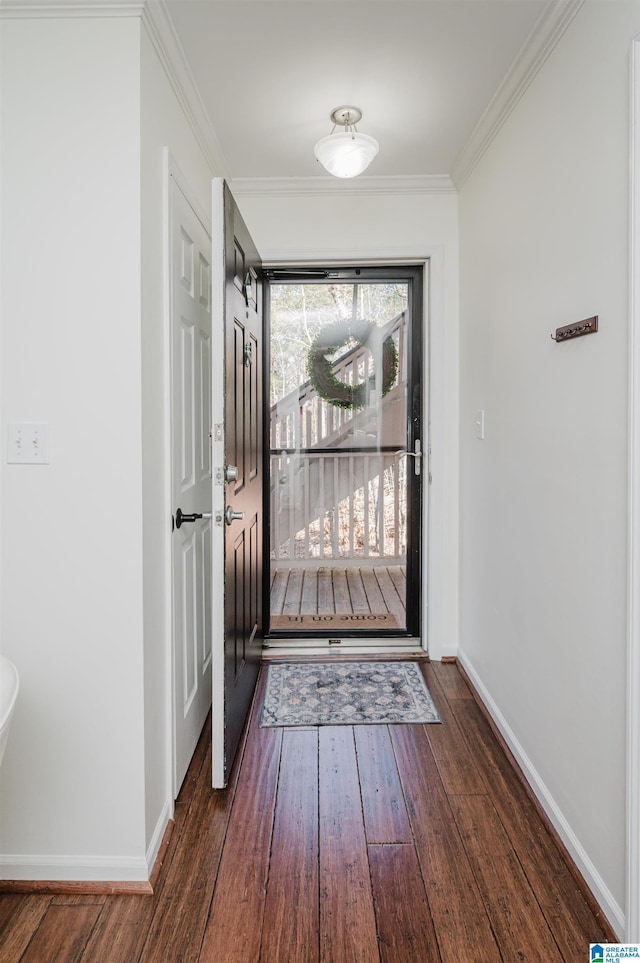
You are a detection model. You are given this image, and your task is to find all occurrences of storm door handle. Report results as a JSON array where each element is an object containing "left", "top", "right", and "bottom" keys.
[{"left": 395, "top": 440, "right": 422, "bottom": 475}]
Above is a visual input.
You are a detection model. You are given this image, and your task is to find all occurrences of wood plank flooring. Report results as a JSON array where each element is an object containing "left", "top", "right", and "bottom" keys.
[
  {"left": 270, "top": 565, "right": 406, "bottom": 621},
  {"left": 0, "top": 661, "right": 611, "bottom": 962}
]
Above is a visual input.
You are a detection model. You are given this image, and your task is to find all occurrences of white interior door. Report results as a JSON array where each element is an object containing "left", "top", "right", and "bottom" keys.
[{"left": 171, "top": 176, "right": 213, "bottom": 795}]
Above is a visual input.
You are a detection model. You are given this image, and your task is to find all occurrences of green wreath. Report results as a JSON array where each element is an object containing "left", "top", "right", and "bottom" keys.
[{"left": 307, "top": 319, "right": 398, "bottom": 410}]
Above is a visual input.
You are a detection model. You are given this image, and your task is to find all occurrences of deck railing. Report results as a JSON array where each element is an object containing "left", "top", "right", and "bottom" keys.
[
  {"left": 269, "top": 311, "right": 408, "bottom": 565},
  {"left": 270, "top": 450, "right": 407, "bottom": 564}
]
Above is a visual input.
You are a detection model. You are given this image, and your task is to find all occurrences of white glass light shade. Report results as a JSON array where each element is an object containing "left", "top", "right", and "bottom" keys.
[{"left": 314, "top": 130, "right": 379, "bottom": 178}]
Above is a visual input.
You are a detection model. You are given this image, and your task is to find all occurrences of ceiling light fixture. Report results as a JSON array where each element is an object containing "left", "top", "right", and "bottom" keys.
[{"left": 314, "top": 106, "right": 379, "bottom": 179}]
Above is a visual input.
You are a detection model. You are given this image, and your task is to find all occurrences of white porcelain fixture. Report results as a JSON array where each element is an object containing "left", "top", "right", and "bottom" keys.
[
  {"left": 314, "top": 106, "right": 379, "bottom": 178},
  {"left": 0, "top": 655, "right": 19, "bottom": 768}
]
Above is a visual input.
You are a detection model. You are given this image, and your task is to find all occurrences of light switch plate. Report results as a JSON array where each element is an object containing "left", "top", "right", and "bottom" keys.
[
  {"left": 475, "top": 409, "right": 485, "bottom": 440},
  {"left": 8, "top": 423, "right": 49, "bottom": 464}
]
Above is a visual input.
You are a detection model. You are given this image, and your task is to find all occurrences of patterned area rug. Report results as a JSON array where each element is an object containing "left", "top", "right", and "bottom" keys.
[{"left": 260, "top": 661, "right": 440, "bottom": 727}]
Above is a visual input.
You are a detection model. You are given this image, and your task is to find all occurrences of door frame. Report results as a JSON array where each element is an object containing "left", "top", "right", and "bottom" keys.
[
  {"left": 263, "top": 264, "right": 425, "bottom": 646},
  {"left": 163, "top": 149, "right": 214, "bottom": 802},
  {"left": 258, "top": 247, "right": 446, "bottom": 659}
]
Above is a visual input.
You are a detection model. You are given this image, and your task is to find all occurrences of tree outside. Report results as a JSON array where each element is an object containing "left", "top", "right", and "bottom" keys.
[{"left": 269, "top": 282, "right": 408, "bottom": 407}]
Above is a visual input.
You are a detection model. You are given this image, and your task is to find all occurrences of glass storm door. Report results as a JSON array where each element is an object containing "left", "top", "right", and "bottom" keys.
[{"left": 266, "top": 266, "right": 423, "bottom": 644}]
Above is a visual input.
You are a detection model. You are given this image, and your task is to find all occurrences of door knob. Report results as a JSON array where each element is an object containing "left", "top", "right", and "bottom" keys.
[
  {"left": 175, "top": 508, "right": 213, "bottom": 529},
  {"left": 225, "top": 506, "right": 244, "bottom": 526}
]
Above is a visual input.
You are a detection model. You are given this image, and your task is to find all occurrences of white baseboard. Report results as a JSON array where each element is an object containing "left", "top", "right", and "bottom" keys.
[
  {"left": 145, "top": 799, "right": 173, "bottom": 877},
  {"left": 0, "top": 801, "right": 173, "bottom": 884},
  {"left": 457, "top": 649, "right": 625, "bottom": 939},
  {"left": 0, "top": 853, "right": 149, "bottom": 881}
]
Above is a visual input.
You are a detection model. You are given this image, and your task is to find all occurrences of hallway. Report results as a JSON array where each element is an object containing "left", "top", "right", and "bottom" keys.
[{"left": 0, "top": 661, "right": 610, "bottom": 962}]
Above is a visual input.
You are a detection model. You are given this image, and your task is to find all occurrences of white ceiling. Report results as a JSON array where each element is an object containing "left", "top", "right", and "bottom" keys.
[{"left": 164, "top": 0, "right": 551, "bottom": 183}]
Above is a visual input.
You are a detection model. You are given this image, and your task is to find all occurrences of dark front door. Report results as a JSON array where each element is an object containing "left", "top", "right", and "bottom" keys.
[{"left": 212, "top": 180, "right": 263, "bottom": 787}]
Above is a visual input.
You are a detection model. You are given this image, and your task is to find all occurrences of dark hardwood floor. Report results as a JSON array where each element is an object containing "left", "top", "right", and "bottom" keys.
[{"left": 0, "top": 661, "right": 611, "bottom": 962}]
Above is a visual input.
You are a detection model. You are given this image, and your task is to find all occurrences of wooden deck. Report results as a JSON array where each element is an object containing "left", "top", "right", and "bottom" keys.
[
  {"left": 270, "top": 565, "right": 407, "bottom": 622},
  {"left": 0, "top": 660, "right": 612, "bottom": 962}
]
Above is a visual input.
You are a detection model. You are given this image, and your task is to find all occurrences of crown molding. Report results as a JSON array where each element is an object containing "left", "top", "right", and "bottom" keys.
[
  {"left": 142, "top": 0, "right": 229, "bottom": 177},
  {"left": 0, "top": 0, "right": 229, "bottom": 177},
  {"left": 2, "top": 0, "right": 582, "bottom": 193},
  {"left": 0, "top": 0, "right": 144, "bottom": 16},
  {"left": 230, "top": 174, "right": 456, "bottom": 198},
  {"left": 450, "top": 0, "right": 584, "bottom": 188}
]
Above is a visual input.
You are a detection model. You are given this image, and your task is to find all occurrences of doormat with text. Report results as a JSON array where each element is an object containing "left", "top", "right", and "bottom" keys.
[
  {"left": 270, "top": 612, "right": 399, "bottom": 631},
  {"left": 260, "top": 661, "right": 440, "bottom": 727}
]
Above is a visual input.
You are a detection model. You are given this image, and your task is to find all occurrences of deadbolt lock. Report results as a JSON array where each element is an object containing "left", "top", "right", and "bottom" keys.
[{"left": 225, "top": 464, "right": 239, "bottom": 483}]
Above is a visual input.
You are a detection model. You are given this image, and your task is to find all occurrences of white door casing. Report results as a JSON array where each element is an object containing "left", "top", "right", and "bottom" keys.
[
  {"left": 170, "top": 176, "right": 213, "bottom": 796},
  {"left": 260, "top": 250, "right": 435, "bottom": 657}
]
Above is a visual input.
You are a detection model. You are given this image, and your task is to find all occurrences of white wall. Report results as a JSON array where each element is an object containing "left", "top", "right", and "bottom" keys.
[
  {"left": 0, "top": 17, "right": 147, "bottom": 877},
  {"left": 139, "top": 24, "right": 214, "bottom": 857},
  {"left": 458, "top": 1, "right": 640, "bottom": 935},
  {"left": 234, "top": 188, "right": 460, "bottom": 657},
  {"left": 0, "top": 8, "right": 218, "bottom": 881}
]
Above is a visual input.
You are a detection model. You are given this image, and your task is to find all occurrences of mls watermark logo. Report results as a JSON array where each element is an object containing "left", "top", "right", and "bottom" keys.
[{"left": 591, "top": 944, "right": 640, "bottom": 961}]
